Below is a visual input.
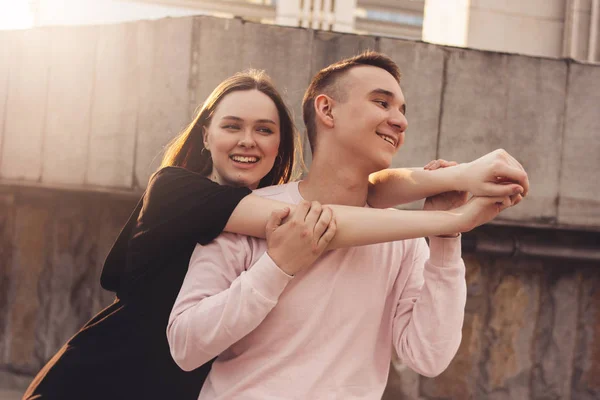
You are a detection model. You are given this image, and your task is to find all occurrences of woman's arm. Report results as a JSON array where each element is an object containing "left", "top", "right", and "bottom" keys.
[
  {"left": 225, "top": 194, "right": 511, "bottom": 250},
  {"left": 367, "top": 149, "right": 529, "bottom": 209}
]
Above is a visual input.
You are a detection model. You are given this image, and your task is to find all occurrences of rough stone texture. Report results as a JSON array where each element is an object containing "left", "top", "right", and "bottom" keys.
[
  {"left": 479, "top": 260, "right": 540, "bottom": 400},
  {"left": 438, "top": 49, "right": 566, "bottom": 224},
  {"left": 0, "top": 194, "right": 15, "bottom": 366},
  {"left": 0, "top": 370, "right": 31, "bottom": 398},
  {"left": 421, "top": 255, "right": 488, "bottom": 399},
  {"left": 559, "top": 62, "right": 600, "bottom": 227},
  {"left": 0, "top": 388, "right": 22, "bottom": 400},
  {"left": 531, "top": 265, "right": 579, "bottom": 400},
  {"left": 7, "top": 197, "right": 51, "bottom": 373},
  {"left": 86, "top": 22, "right": 138, "bottom": 189},
  {"left": 41, "top": 26, "right": 98, "bottom": 186},
  {"left": 134, "top": 18, "right": 193, "bottom": 188},
  {"left": 0, "top": 29, "right": 50, "bottom": 181},
  {"left": 2, "top": 184, "right": 600, "bottom": 397},
  {"left": 572, "top": 267, "right": 600, "bottom": 400},
  {"left": 33, "top": 192, "right": 133, "bottom": 364},
  {"left": 0, "top": 187, "right": 136, "bottom": 375}
]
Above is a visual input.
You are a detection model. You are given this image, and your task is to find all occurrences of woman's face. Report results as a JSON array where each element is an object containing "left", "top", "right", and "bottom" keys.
[{"left": 203, "top": 89, "right": 281, "bottom": 189}]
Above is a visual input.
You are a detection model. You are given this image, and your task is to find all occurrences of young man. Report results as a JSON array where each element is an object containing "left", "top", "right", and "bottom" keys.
[{"left": 167, "top": 52, "right": 527, "bottom": 399}]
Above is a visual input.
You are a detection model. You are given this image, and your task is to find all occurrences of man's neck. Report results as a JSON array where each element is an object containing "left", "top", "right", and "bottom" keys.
[{"left": 299, "top": 153, "right": 370, "bottom": 207}]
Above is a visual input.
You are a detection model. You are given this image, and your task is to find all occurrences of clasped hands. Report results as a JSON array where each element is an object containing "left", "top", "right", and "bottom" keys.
[{"left": 423, "top": 149, "right": 529, "bottom": 236}]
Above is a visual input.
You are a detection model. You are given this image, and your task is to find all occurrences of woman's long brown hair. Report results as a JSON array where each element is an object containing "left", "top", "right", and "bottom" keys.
[{"left": 160, "top": 70, "right": 298, "bottom": 188}]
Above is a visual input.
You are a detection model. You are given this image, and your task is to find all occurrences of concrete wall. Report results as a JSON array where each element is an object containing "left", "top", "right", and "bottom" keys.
[{"left": 0, "top": 16, "right": 598, "bottom": 229}]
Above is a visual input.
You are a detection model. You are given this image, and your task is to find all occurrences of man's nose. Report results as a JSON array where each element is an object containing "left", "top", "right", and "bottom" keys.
[{"left": 388, "top": 110, "right": 408, "bottom": 133}]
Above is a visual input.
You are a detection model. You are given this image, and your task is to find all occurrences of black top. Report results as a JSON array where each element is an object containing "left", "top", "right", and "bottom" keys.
[{"left": 24, "top": 167, "right": 252, "bottom": 400}]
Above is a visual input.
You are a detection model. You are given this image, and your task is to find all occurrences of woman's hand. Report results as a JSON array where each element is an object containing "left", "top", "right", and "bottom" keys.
[
  {"left": 428, "top": 149, "right": 529, "bottom": 199},
  {"left": 266, "top": 200, "right": 337, "bottom": 276}
]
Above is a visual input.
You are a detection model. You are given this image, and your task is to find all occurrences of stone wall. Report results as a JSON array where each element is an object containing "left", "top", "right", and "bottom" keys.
[{"left": 1, "top": 187, "right": 599, "bottom": 399}]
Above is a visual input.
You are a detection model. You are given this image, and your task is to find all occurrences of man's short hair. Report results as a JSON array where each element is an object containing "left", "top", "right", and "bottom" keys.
[{"left": 302, "top": 51, "right": 401, "bottom": 153}]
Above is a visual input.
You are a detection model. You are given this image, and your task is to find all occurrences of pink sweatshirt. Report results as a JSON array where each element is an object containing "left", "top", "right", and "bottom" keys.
[{"left": 167, "top": 182, "right": 467, "bottom": 399}]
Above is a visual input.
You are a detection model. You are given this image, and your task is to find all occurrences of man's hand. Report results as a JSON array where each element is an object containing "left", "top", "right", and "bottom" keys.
[
  {"left": 427, "top": 149, "right": 529, "bottom": 202},
  {"left": 453, "top": 195, "right": 513, "bottom": 232}
]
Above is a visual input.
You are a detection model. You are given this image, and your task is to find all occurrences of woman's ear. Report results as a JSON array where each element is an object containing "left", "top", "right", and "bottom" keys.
[
  {"left": 202, "top": 126, "right": 210, "bottom": 150},
  {"left": 314, "top": 94, "right": 335, "bottom": 129}
]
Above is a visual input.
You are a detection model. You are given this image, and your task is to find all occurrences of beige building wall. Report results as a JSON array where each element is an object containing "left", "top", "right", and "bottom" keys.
[{"left": 424, "top": 0, "right": 600, "bottom": 62}]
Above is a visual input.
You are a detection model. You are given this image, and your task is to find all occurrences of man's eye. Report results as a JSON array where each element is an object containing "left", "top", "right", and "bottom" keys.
[{"left": 375, "top": 100, "right": 389, "bottom": 109}]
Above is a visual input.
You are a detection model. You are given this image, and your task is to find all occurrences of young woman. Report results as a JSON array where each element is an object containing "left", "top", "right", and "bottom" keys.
[{"left": 24, "top": 70, "right": 523, "bottom": 400}]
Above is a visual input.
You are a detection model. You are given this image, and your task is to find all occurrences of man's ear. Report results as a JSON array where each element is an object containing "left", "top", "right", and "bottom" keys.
[{"left": 314, "top": 94, "right": 335, "bottom": 129}]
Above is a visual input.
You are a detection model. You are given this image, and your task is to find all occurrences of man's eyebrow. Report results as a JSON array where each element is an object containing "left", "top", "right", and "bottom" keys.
[
  {"left": 221, "top": 116, "right": 277, "bottom": 125},
  {"left": 369, "top": 88, "right": 395, "bottom": 98},
  {"left": 369, "top": 88, "right": 407, "bottom": 115}
]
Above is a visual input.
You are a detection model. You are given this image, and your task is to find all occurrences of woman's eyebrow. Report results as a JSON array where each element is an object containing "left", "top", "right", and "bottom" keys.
[{"left": 222, "top": 116, "right": 276, "bottom": 125}]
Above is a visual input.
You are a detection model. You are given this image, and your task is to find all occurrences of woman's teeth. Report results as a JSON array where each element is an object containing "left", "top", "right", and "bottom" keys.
[{"left": 231, "top": 155, "right": 259, "bottom": 163}]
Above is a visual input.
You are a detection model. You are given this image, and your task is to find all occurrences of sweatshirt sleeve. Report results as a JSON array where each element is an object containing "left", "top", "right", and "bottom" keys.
[
  {"left": 167, "top": 233, "right": 293, "bottom": 372},
  {"left": 392, "top": 236, "right": 466, "bottom": 378}
]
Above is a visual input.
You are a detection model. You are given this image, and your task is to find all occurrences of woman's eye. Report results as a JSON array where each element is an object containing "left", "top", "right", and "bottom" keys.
[
  {"left": 222, "top": 124, "right": 240, "bottom": 130},
  {"left": 257, "top": 127, "right": 274, "bottom": 134}
]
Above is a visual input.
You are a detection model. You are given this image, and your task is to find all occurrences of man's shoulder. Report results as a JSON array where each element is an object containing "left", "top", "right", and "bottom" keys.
[{"left": 252, "top": 181, "right": 300, "bottom": 201}]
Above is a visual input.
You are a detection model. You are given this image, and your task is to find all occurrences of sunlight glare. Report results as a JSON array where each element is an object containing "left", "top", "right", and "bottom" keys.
[{"left": 0, "top": 0, "right": 34, "bottom": 30}]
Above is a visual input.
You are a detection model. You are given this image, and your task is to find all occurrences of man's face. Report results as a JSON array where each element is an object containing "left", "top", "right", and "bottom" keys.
[{"left": 330, "top": 65, "right": 408, "bottom": 172}]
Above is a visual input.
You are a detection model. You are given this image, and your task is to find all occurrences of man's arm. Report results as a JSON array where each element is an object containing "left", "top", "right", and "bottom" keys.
[
  {"left": 368, "top": 149, "right": 529, "bottom": 209},
  {"left": 167, "top": 236, "right": 293, "bottom": 372},
  {"left": 167, "top": 204, "right": 337, "bottom": 372},
  {"left": 392, "top": 236, "right": 466, "bottom": 377}
]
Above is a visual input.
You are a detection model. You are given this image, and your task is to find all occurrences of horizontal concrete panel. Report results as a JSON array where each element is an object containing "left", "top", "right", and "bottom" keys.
[
  {"left": 439, "top": 49, "right": 566, "bottom": 223},
  {"left": 500, "top": 55, "right": 565, "bottom": 222},
  {"left": 86, "top": 23, "right": 138, "bottom": 189},
  {"left": 380, "top": 39, "right": 444, "bottom": 170},
  {"left": 42, "top": 26, "right": 98, "bottom": 186},
  {"left": 559, "top": 63, "right": 600, "bottom": 226},
  {"left": 135, "top": 18, "right": 193, "bottom": 188},
  {"left": 0, "top": 29, "right": 50, "bottom": 181}
]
